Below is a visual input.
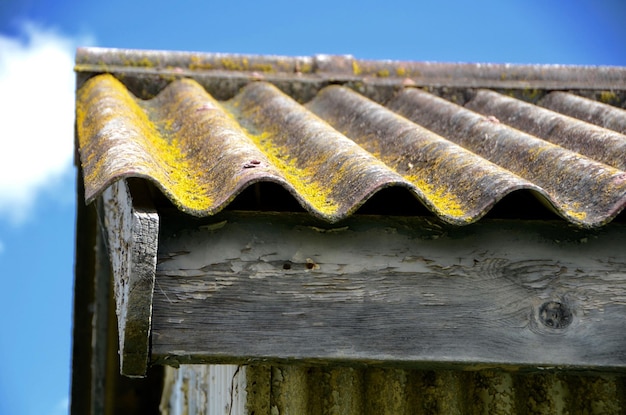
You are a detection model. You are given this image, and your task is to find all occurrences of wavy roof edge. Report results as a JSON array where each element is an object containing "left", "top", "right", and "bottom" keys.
[{"left": 75, "top": 48, "right": 626, "bottom": 228}]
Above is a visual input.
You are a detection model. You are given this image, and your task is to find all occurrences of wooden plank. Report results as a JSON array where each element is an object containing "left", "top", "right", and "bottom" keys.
[
  {"left": 151, "top": 212, "right": 626, "bottom": 370},
  {"left": 160, "top": 365, "right": 247, "bottom": 415},
  {"left": 102, "top": 179, "right": 159, "bottom": 377}
]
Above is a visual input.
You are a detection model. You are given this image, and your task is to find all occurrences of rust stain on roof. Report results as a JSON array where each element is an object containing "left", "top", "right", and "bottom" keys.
[{"left": 75, "top": 48, "right": 626, "bottom": 227}]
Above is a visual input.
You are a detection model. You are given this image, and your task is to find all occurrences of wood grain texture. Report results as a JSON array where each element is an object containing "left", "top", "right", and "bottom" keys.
[
  {"left": 102, "top": 179, "right": 159, "bottom": 377},
  {"left": 151, "top": 212, "right": 626, "bottom": 370}
]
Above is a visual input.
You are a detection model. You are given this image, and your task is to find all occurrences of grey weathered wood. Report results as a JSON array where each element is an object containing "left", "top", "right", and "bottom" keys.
[
  {"left": 102, "top": 179, "right": 159, "bottom": 377},
  {"left": 151, "top": 212, "right": 626, "bottom": 370}
]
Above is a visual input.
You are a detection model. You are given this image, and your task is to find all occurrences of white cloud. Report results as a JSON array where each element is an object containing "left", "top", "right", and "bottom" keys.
[
  {"left": 49, "top": 396, "right": 69, "bottom": 415},
  {"left": 0, "top": 23, "right": 92, "bottom": 224}
]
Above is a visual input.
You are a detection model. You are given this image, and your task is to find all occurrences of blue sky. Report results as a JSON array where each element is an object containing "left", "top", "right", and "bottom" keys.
[{"left": 0, "top": 1, "right": 624, "bottom": 414}]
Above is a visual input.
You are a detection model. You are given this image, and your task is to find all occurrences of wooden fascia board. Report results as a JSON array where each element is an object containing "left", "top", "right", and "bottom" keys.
[
  {"left": 150, "top": 211, "right": 626, "bottom": 371},
  {"left": 101, "top": 179, "right": 158, "bottom": 377}
]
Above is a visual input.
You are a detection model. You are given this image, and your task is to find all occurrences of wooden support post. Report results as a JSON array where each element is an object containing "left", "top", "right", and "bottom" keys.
[{"left": 102, "top": 179, "right": 158, "bottom": 377}]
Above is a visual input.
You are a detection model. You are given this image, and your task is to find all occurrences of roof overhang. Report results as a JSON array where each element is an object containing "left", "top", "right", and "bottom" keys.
[{"left": 73, "top": 48, "right": 626, "bottom": 378}]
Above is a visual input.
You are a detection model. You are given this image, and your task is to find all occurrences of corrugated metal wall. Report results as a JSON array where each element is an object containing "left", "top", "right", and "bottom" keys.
[{"left": 160, "top": 364, "right": 626, "bottom": 414}]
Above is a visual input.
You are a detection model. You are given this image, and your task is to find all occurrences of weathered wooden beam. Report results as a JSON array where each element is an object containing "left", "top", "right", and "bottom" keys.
[
  {"left": 151, "top": 212, "right": 626, "bottom": 370},
  {"left": 102, "top": 179, "right": 158, "bottom": 377}
]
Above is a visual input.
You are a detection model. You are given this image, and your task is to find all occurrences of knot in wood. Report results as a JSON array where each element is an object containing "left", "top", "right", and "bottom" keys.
[{"left": 539, "top": 301, "right": 572, "bottom": 329}]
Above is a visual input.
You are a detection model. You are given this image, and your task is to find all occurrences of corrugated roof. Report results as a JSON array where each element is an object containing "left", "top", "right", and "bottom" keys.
[
  {"left": 165, "top": 364, "right": 626, "bottom": 415},
  {"left": 75, "top": 48, "right": 626, "bottom": 227}
]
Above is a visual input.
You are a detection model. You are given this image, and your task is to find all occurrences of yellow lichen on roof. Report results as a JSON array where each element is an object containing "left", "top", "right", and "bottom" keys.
[
  {"left": 188, "top": 55, "right": 214, "bottom": 71},
  {"left": 245, "top": 130, "right": 341, "bottom": 216},
  {"left": 74, "top": 53, "right": 626, "bottom": 227},
  {"left": 76, "top": 74, "right": 212, "bottom": 210},
  {"left": 566, "top": 209, "right": 588, "bottom": 222},
  {"left": 405, "top": 174, "right": 467, "bottom": 220},
  {"left": 359, "top": 150, "right": 467, "bottom": 221},
  {"left": 560, "top": 200, "right": 588, "bottom": 223},
  {"left": 599, "top": 91, "right": 617, "bottom": 104}
]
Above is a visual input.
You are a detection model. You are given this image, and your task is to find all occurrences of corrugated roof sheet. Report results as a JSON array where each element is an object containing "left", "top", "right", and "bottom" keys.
[
  {"left": 75, "top": 48, "right": 626, "bottom": 227},
  {"left": 164, "top": 364, "right": 626, "bottom": 415}
]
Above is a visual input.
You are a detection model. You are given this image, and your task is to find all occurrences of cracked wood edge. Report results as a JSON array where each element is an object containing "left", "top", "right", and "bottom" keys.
[{"left": 102, "top": 179, "right": 159, "bottom": 377}]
